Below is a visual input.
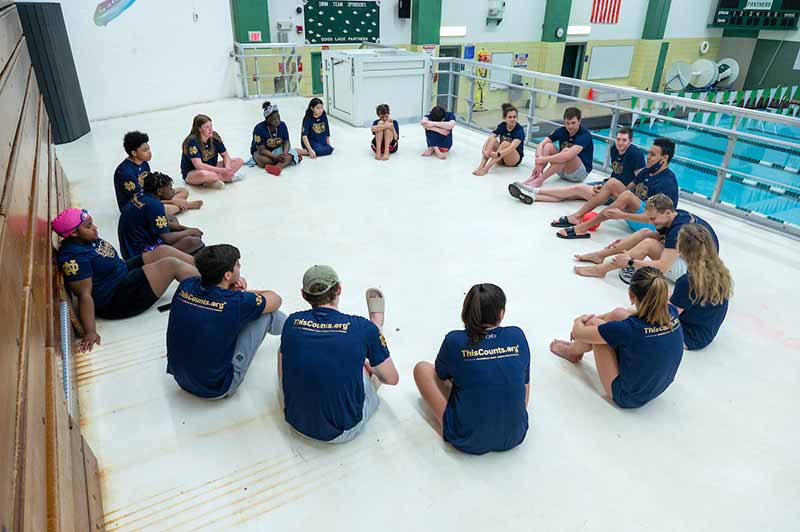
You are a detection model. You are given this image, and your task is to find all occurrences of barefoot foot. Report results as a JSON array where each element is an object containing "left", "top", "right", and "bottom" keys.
[
  {"left": 421, "top": 148, "right": 434, "bottom": 157},
  {"left": 573, "top": 251, "right": 605, "bottom": 264},
  {"left": 550, "top": 339, "right": 584, "bottom": 363},
  {"left": 574, "top": 265, "right": 608, "bottom": 278}
]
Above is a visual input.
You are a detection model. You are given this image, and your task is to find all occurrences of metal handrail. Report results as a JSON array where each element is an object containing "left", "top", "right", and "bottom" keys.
[{"left": 434, "top": 57, "right": 800, "bottom": 128}]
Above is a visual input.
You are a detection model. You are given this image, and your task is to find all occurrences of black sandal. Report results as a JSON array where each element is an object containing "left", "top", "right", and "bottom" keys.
[
  {"left": 551, "top": 216, "right": 574, "bottom": 228},
  {"left": 556, "top": 227, "right": 590, "bottom": 239}
]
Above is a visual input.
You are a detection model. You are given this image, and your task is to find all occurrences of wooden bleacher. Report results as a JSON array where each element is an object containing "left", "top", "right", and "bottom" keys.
[{"left": 1, "top": 3, "right": 103, "bottom": 530}]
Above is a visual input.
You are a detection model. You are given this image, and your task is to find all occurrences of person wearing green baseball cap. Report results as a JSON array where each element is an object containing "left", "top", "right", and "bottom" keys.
[{"left": 279, "top": 265, "right": 398, "bottom": 443}]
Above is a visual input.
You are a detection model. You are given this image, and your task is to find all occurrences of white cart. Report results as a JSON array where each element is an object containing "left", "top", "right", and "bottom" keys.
[{"left": 322, "top": 48, "right": 433, "bottom": 128}]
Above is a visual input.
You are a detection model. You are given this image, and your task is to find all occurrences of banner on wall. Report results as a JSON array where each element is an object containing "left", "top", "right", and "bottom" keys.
[
  {"left": 303, "top": 0, "right": 380, "bottom": 44},
  {"left": 513, "top": 53, "right": 528, "bottom": 68},
  {"left": 590, "top": 0, "right": 621, "bottom": 24},
  {"left": 94, "top": 0, "right": 138, "bottom": 26}
]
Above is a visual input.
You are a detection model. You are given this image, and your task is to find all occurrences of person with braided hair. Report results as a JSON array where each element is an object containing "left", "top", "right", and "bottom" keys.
[
  {"left": 550, "top": 267, "right": 684, "bottom": 408},
  {"left": 671, "top": 224, "right": 732, "bottom": 350},
  {"left": 413, "top": 284, "right": 530, "bottom": 454},
  {"left": 117, "top": 171, "right": 204, "bottom": 260}
]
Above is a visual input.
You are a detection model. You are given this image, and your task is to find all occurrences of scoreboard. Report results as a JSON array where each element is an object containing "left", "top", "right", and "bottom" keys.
[{"left": 712, "top": 0, "right": 800, "bottom": 29}]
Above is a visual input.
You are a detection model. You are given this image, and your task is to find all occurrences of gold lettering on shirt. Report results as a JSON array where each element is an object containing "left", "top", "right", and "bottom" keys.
[
  {"left": 634, "top": 182, "right": 649, "bottom": 200},
  {"left": 461, "top": 344, "right": 521, "bottom": 361},
  {"left": 95, "top": 240, "right": 117, "bottom": 258},
  {"left": 612, "top": 161, "right": 623, "bottom": 174},
  {"left": 155, "top": 215, "right": 168, "bottom": 229},
  {"left": 131, "top": 195, "right": 145, "bottom": 208},
  {"left": 312, "top": 122, "right": 326, "bottom": 134},
  {"left": 62, "top": 259, "right": 79, "bottom": 276},
  {"left": 138, "top": 171, "right": 148, "bottom": 186},
  {"left": 177, "top": 290, "right": 227, "bottom": 312},
  {"left": 642, "top": 317, "right": 681, "bottom": 336},
  {"left": 292, "top": 318, "right": 351, "bottom": 333}
]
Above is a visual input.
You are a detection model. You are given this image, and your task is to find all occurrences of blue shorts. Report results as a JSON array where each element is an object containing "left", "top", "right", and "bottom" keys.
[
  {"left": 611, "top": 376, "right": 645, "bottom": 409},
  {"left": 625, "top": 200, "right": 657, "bottom": 232}
]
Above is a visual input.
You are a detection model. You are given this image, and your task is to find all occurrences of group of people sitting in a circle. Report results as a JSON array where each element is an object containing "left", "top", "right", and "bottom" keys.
[{"left": 49, "top": 100, "right": 731, "bottom": 455}]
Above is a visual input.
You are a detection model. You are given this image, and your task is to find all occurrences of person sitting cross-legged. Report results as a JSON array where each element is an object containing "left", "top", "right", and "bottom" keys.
[
  {"left": 117, "top": 172, "right": 204, "bottom": 260},
  {"left": 573, "top": 194, "right": 719, "bottom": 285},
  {"left": 279, "top": 265, "right": 399, "bottom": 443},
  {"left": 555, "top": 137, "right": 678, "bottom": 240},
  {"left": 166, "top": 244, "right": 285, "bottom": 399}
]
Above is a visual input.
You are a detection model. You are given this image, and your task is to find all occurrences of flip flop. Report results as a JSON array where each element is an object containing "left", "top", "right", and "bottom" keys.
[
  {"left": 366, "top": 288, "right": 385, "bottom": 315},
  {"left": 556, "top": 227, "right": 591, "bottom": 239},
  {"left": 508, "top": 183, "right": 534, "bottom": 205},
  {"left": 265, "top": 165, "right": 281, "bottom": 176},
  {"left": 551, "top": 216, "right": 574, "bottom": 228}
]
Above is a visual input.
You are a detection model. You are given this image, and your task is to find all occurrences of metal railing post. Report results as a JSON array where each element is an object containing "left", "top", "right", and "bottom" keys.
[
  {"left": 712, "top": 115, "right": 740, "bottom": 204},
  {"left": 447, "top": 61, "right": 455, "bottom": 113},
  {"left": 526, "top": 80, "right": 536, "bottom": 147},
  {"left": 605, "top": 92, "right": 621, "bottom": 172},
  {"left": 467, "top": 66, "right": 475, "bottom": 127},
  {"left": 254, "top": 52, "right": 261, "bottom": 97}
]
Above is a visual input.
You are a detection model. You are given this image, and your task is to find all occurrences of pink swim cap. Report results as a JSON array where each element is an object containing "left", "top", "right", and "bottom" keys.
[{"left": 51, "top": 208, "right": 89, "bottom": 237}]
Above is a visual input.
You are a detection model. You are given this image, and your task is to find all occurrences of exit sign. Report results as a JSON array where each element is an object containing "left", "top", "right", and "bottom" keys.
[{"left": 248, "top": 31, "right": 262, "bottom": 42}]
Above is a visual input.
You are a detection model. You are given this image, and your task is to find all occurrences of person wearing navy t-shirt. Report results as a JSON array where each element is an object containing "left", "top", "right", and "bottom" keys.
[
  {"left": 420, "top": 105, "right": 456, "bottom": 159},
  {"left": 297, "top": 97, "right": 334, "bottom": 159},
  {"left": 371, "top": 103, "right": 400, "bottom": 160},
  {"left": 512, "top": 127, "right": 645, "bottom": 207},
  {"left": 166, "top": 244, "right": 285, "bottom": 399},
  {"left": 551, "top": 267, "right": 684, "bottom": 408},
  {"left": 670, "top": 223, "right": 732, "bottom": 350},
  {"left": 113, "top": 131, "right": 200, "bottom": 215},
  {"left": 414, "top": 284, "right": 530, "bottom": 455},
  {"left": 252, "top": 101, "right": 301, "bottom": 176},
  {"left": 52, "top": 208, "right": 199, "bottom": 352},
  {"left": 117, "top": 172, "right": 204, "bottom": 260},
  {"left": 279, "top": 265, "right": 399, "bottom": 443},
  {"left": 473, "top": 103, "right": 525, "bottom": 175},
  {"left": 557, "top": 137, "right": 678, "bottom": 239},
  {"left": 181, "top": 114, "right": 244, "bottom": 189},
  {"left": 574, "top": 194, "right": 718, "bottom": 285}
]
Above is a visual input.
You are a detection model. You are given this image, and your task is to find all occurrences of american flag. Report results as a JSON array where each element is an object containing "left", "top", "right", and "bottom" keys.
[{"left": 591, "top": 0, "right": 621, "bottom": 24}]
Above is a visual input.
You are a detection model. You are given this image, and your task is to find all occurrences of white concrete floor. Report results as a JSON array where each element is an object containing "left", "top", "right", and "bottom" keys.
[{"left": 55, "top": 97, "right": 800, "bottom": 532}]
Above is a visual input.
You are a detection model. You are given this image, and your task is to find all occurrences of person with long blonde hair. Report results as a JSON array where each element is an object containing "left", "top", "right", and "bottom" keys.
[
  {"left": 550, "top": 267, "right": 684, "bottom": 408},
  {"left": 670, "top": 224, "right": 732, "bottom": 350},
  {"left": 180, "top": 114, "right": 244, "bottom": 188}
]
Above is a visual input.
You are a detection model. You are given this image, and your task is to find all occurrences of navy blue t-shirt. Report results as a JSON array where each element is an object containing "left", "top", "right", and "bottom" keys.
[
  {"left": 609, "top": 144, "right": 645, "bottom": 186},
  {"left": 181, "top": 136, "right": 227, "bottom": 177},
  {"left": 598, "top": 305, "right": 684, "bottom": 408},
  {"left": 548, "top": 126, "right": 594, "bottom": 173},
  {"left": 425, "top": 112, "right": 456, "bottom": 149},
  {"left": 493, "top": 122, "right": 525, "bottom": 159},
  {"left": 670, "top": 274, "right": 729, "bottom": 350},
  {"left": 435, "top": 326, "right": 530, "bottom": 455},
  {"left": 113, "top": 159, "right": 151, "bottom": 211},
  {"left": 280, "top": 307, "right": 390, "bottom": 441},
  {"left": 58, "top": 238, "right": 128, "bottom": 309},
  {"left": 251, "top": 121, "right": 291, "bottom": 154},
  {"left": 631, "top": 166, "right": 679, "bottom": 207},
  {"left": 301, "top": 115, "right": 330, "bottom": 146},
  {"left": 117, "top": 192, "right": 170, "bottom": 260},
  {"left": 372, "top": 119, "right": 400, "bottom": 142},
  {"left": 166, "top": 277, "right": 266, "bottom": 398},
  {"left": 660, "top": 210, "right": 718, "bottom": 251}
]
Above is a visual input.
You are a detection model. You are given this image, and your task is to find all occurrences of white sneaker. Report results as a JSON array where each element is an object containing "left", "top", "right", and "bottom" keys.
[
  {"left": 520, "top": 183, "right": 539, "bottom": 194},
  {"left": 231, "top": 171, "right": 245, "bottom": 182}
]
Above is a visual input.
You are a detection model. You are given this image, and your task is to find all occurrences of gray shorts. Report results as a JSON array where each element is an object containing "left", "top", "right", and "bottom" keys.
[
  {"left": 210, "top": 310, "right": 287, "bottom": 400},
  {"left": 665, "top": 256, "right": 688, "bottom": 283},
  {"left": 272, "top": 146, "right": 300, "bottom": 164},
  {"left": 282, "top": 370, "right": 380, "bottom": 443},
  {"left": 558, "top": 165, "right": 589, "bottom": 183}
]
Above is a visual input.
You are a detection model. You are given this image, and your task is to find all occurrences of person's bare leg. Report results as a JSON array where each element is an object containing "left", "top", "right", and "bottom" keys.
[
  {"left": 422, "top": 146, "right": 434, "bottom": 157},
  {"left": 185, "top": 170, "right": 225, "bottom": 187},
  {"left": 172, "top": 188, "right": 203, "bottom": 210},
  {"left": 549, "top": 338, "right": 592, "bottom": 363},
  {"left": 382, "top": 130, "right": 396, "bottom": 160},
  {"left": 142, "top": 245, "right": 195, "bottom": 266},
  {"left": 592, "top": 343, "right": 620, "bottom": 399},
  {"left": 500, "top": 147, "right": 521, "bottom": 168},
  {"left": 226, "top": 158, "right": 245, "bottom": 172},
  {"left": 164, "top": 203, "right": 180, "bottom": 216},
  {"left": 574, "top": 236, "right": 664, "bottom": 278},
  {"left": 433, "top": 146, "right": 447, "bottom": 160},
  {"left": 476, "top": 141, "right": 510, "bottom": 175},
  {"left": 413, "top": 361, "right": 452, "bottom": 430},
  {"left": 553, "top": 179, "right": 627, "bottom": 226},
  {"left": 253, "top": 152, "right": 273, "bottom": 168},
  {"left": 531, "top": 156, "right": 582, "bottom": 188},
  {"left": 142, "top": 257, "right": 199, "bottom": 297},
  {"left": 534, "top": 184, "right": 594, "bottom": 203},
  {"left": 574, "top": 228, "right": 652, "bottom": 264},
  {"left": 558, "top": 190, "right": 641, "bottom": 237},
  {"left": 474, "top": 137, "right": 499, "bottom": 174},
  {"left": 524, "top": 142, "right": 558, "bottom": 184},
  {"left": 374, "top": 129, "right": 385, "bottom": 160}
]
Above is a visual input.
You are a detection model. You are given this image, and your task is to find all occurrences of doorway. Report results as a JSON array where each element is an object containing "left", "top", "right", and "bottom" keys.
[
  {"left": 437, "top": 45, "right": 462, "bottom": 111},
  {"left": 559, "top": 43, "right": 586, "bottom": 99},
  {"left": 311, "top": 51, "right": 323, "bottom": 95}
]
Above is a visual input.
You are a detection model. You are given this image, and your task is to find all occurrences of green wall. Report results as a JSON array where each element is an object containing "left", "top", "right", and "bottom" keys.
[
  {"left": 411, "top": 0, "right": 442, "bottom": 45},
  {"left": 642, "top": 0, "right": 670, "bottom": 40},
  {"left": 542, "top": 0, "right": 571, "bottom": 43},
  {"left": 745, "top": 39, "right": 800, "bottom": 89}
]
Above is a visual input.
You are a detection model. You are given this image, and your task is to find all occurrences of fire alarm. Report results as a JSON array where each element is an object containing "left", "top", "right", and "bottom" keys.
[{"left": 296, "top": 24, "right": 303, "bottom": 34}]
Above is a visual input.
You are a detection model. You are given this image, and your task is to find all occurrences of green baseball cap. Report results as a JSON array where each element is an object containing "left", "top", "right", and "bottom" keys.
[{"left": 302, "top": 265, "right": 340, "bottom": 295}]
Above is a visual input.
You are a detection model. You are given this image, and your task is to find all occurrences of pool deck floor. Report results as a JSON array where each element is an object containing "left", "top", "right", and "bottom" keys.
[{"left": 55, "top": 97, "right": 800, "bottom": 532}]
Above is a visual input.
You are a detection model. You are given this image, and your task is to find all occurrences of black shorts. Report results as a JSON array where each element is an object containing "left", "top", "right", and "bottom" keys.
[{"left": 95, "top": 256, "right": 158, "bottom": 319}]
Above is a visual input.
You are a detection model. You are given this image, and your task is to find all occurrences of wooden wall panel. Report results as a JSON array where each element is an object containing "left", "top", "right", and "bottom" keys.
[
  {"left": 69, "top": 415, "right": 91, "bottom": 532},
  {"left": 0, "top": 45, "right": 31, "bottom": 197},
  {"left": 0, "top": 5, "right": 22, "bottom": 70}
]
